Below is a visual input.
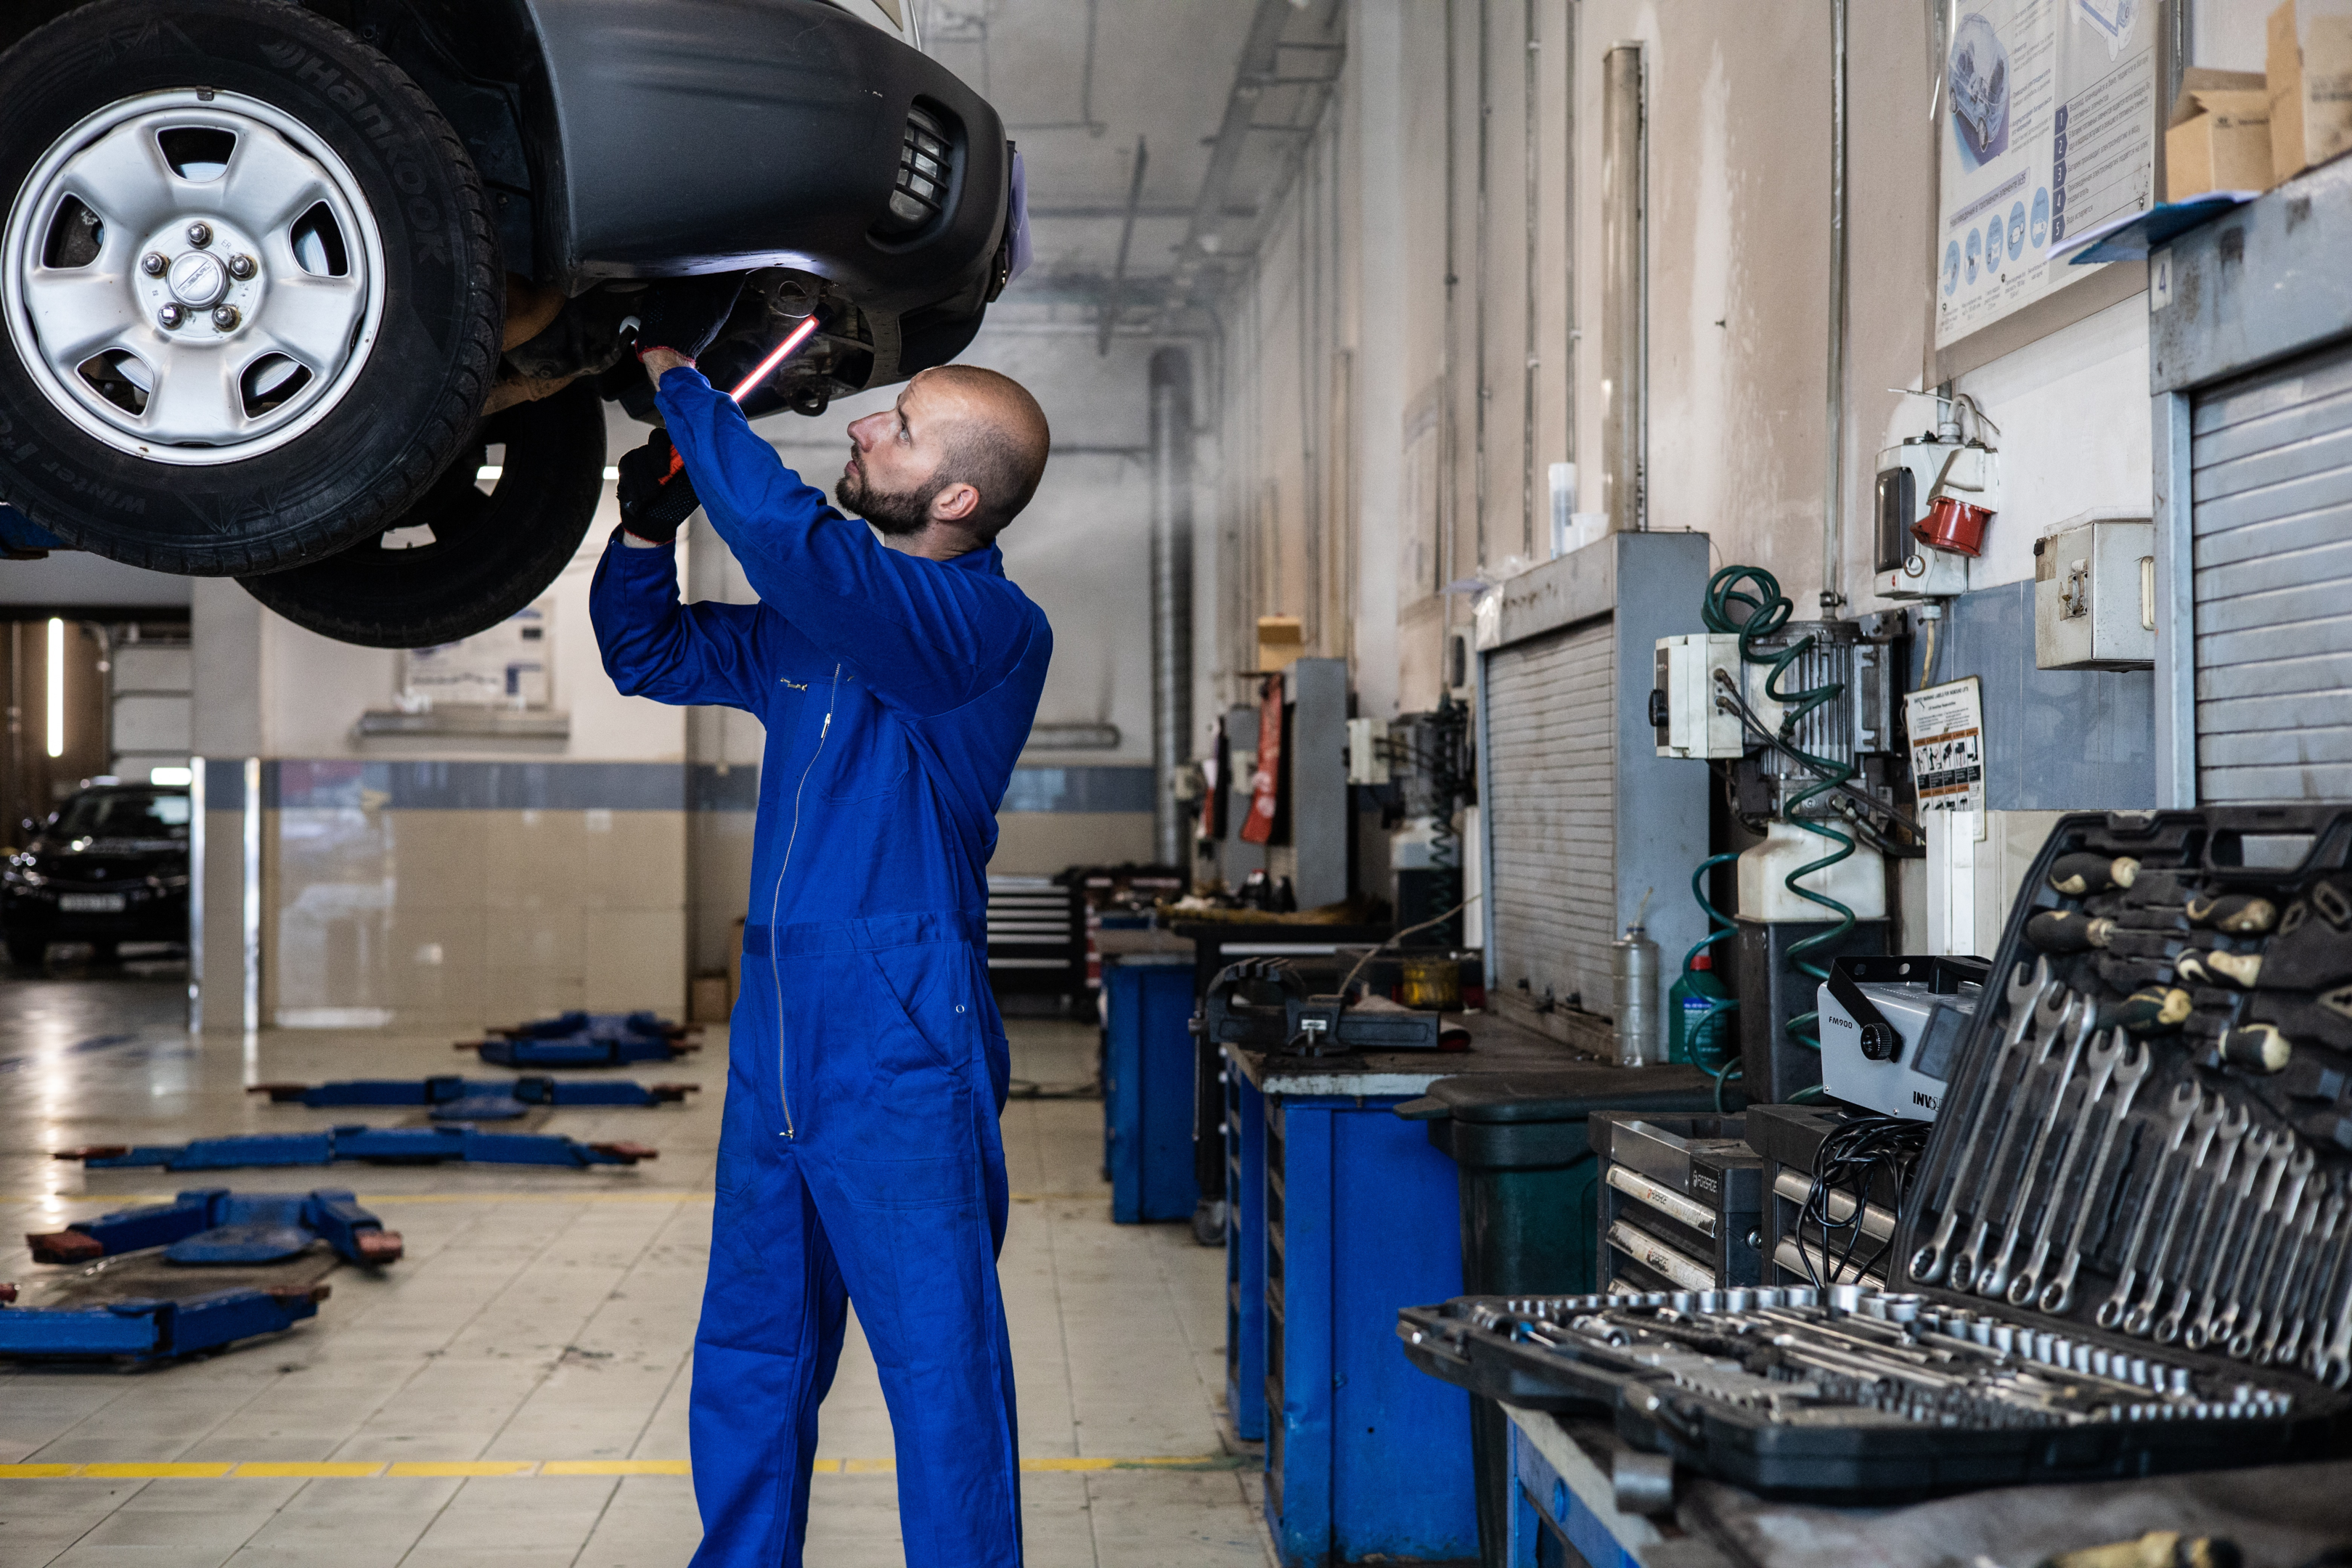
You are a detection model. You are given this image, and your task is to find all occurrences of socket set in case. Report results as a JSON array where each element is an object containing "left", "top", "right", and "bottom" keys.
[{"left": 1399, "top": 807, "right": 2352, "bottom": 1498}]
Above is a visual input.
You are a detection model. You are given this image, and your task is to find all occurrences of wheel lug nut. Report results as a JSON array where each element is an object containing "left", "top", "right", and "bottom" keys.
[
  {"left": 141, "top": 252, "right": 168, "bottom": 277},
  {"left": 158, "top": 303, "right": 184, "bottom": 329},
  {"left": 211, "top": 305, "right": 240, "bottom": 330},
  {"left": 227, "top": 254, "right": 256, "bottom": 280},
  {"left": 186, "top": 221, "right": 212, "bottom": 248}
]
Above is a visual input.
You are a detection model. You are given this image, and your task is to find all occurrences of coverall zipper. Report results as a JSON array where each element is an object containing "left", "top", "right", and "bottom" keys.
[{"left": 767, "top": 663, "right": 842, "bottom": 1138}]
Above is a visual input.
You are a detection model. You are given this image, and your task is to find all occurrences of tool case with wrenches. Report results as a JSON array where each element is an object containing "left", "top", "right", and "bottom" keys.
[
  {"left": 1593, "top": 1115, "right": 1764, "bottom": 1294},
  {"left": 1397, "top": 807, "right": 2352, "bottom": 1498}
]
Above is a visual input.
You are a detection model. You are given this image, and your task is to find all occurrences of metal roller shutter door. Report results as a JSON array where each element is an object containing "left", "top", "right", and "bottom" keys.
[
  {"left": 1484, "top": 617, "right": 1615, "bottom": 1008},
  {"left": 2189, "top": 340, "right": 2352, "bottom": 803}
]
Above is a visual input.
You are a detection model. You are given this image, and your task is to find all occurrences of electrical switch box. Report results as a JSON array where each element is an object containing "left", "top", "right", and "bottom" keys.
[
  {"left": 1652, "top": 634, "right": 1744, "bottom": 759},
  {"left": 1344, "top": 716, "right": 1391, "bottom": 785},
  {"left": 2033, "top": 514, "right": 2155, "bottom": 670},
  {"left": 1872, "top": 438, "right": 1996, "bottom": 600}
]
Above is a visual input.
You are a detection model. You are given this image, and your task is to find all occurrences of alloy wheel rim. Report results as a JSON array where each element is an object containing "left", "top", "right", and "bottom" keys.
[{"left": 2, "top": 89, "right": 387, "bottom": 467}]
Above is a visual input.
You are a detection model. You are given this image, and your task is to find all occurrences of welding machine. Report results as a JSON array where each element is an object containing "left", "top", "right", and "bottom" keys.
[{"left": 1817, "top": 955, "right": 1989, "bottom": 1119}]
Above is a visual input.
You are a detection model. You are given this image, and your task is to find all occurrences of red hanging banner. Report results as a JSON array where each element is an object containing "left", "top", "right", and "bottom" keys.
[{"left": 1239, "top": 673, "right": 1283, "bottom": 846}]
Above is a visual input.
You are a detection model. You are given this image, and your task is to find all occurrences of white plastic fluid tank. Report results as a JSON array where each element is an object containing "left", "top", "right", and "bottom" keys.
[{"left": 1737, "top": 820, "right": 1887, "bottom": 921}]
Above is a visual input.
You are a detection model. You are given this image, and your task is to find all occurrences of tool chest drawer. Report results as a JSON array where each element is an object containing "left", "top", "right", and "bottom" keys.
[
  {"left": 1747, "top": 1103, "right": 1906, "bottom": 1291},
  {"left": 1400, "top": 807, "right": 2352, "bottom": 1500},
  {"left": 1593, "top": 1114, "right": 1763, "bottom": 1294}
]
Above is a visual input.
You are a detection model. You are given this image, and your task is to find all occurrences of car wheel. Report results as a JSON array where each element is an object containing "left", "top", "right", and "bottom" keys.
[
  {"left": 0, "top": 0, "right": 500, "bottom": 576},
  {"left": 240, "top": 381, "right": 608, "bottom": 648},
  {"left": 6, "top": 935, "right": 46, "bottom": 970}
]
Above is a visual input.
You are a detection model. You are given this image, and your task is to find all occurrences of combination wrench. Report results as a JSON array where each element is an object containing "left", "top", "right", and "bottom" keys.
[
  {"left": 2163, "top": 1122, "right": 2272, "bottom": 1347},
  {"left": 2105, "top": 1092, "right": 2228, "bottom": 1333},
  {"left": 1950, "top": 984, "right": 2078, "bottom": 1293},
  {"left": 2242, "top": 1172, "right": 2324, "bottom": 1362},
  {"left": 2310, "top": 1202, "right": 2352, "bottom": 1387},
  {"left": 2133, "top": 1104, "right": 2248, "bottom": 1339},
  {"left": 2221, "top": 1146, "right": 2314, "bottom": 1355},
  {"left": 1910, "top": 957, "right": 2057, "bottom": 1285},
  {"left": 2274, "top": 1189, "right": 2345, "bottom": 1368},
  {"left": 1977, "top": 997, "right": 2097, "bottom": 1300},
  {"left": 2030, "top": 1037, "right": 2151, "bottom": 1314},
  {"left": 2094, "top": 1082, "right": 2206, "bottom": 1329}
]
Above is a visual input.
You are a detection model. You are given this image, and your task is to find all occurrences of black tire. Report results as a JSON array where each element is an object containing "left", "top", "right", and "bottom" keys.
[
  {"left": 0, "top": 0, "right": 500, "bottom": 575},
  {"left": 7, "top": 935, "right": 45, "bottom": 969},
  {"left": 240, "top": 381, "right": 608, "bottom": 648}
]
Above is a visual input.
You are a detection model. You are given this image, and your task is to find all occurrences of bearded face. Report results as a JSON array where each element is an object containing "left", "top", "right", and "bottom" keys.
[{"left": 838, "top": 448, "right": 947, "bottom": 537}]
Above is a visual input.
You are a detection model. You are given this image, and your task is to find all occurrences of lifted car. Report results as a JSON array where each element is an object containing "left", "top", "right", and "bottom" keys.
[{"left": 0, "top": 0, "right": 1021, "bottom": 646}]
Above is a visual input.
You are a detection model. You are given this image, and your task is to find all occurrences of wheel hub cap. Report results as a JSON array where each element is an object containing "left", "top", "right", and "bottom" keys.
[
  {"left": 166, "top": 250, "right": 228, "bottom": 308},
  {"left": 2, "top": 89, "right": 386, "bottom": 465}
]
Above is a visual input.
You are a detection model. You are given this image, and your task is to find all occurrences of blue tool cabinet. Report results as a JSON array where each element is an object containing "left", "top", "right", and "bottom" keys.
[
  {"left": 1225, "top": 1044, "right": 1485, "bottom": 1566},
  {"left": 1102, "top": 958, "right": 1201, "bottom": 1223}
]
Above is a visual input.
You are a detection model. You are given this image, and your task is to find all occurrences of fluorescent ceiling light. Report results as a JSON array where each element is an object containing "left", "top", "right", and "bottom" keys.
[{"left": 44, "top": 618, "right": 64, "bottom": 759}]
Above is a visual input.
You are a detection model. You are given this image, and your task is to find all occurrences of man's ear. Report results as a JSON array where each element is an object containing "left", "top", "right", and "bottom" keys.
[{"left": 929, "top": 481, "right": 981, "bottom": 524}]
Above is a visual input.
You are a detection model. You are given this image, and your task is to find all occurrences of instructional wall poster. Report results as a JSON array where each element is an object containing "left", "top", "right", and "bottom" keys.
[
  {"left": 1906, "top": 677, "right": 1986, "bottom": 815},
  {"left": 1933, "top": 0, "right": 2157, "bottom": 351},
  {"left": 399, "top": 603, "right": 551, "bottom": 709}
]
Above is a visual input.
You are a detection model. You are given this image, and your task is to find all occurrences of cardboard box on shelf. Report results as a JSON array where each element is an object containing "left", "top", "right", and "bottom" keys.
[
  {"left": 2269, "top": 0, "right": 2352, "bottom": 184},
  {"left": 2166, "top": 69, "right": 2274, "bottom": 200}
]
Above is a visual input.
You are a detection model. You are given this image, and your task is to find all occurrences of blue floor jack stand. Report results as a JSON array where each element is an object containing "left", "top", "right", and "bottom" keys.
[
  {"left": 462, "top": 1011, "right": 701, "bottom": 1068},
  {"left": 0, "top": 1279, "right": 329, "bottom": 1362},
  {"left": 57, "top": 1126, "right": 659, "bottom": 1172},
  {"left": 251, "top": 1076, "right": 699, "bottom": 1120},
  {"left": 27, "top": 1188, "right": 402, "bottom": 1267}
]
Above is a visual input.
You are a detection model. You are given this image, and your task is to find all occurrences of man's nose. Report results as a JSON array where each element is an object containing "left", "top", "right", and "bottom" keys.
[{"left": 848, "top": 413, "right": 882, "bottom": 451}]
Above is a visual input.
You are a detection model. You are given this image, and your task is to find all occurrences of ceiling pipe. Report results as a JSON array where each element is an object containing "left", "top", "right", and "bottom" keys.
[
  {"left": 1149, "top": 347, "right": 1196, "bottom": 868},
  {"left": 1824, "top": 0, "right": 1850, "bottom": 611}
]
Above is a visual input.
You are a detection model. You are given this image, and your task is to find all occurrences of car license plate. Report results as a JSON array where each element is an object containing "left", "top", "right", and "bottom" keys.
[{"left": 58, "top": 894, "right": 125, "bottom": 913}]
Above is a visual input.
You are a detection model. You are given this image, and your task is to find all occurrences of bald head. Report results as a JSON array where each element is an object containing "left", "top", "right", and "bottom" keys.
[{"left": 908, "top": 365, "right": 1052, "bottom": 542}]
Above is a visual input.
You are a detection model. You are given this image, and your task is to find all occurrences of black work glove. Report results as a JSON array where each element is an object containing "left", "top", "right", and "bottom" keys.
[
  {"left": 633, "top": 273, "right": 747, "bottom": 362},
  {"left": 616, "top": 430, "right": 700, "bottom": 544}
]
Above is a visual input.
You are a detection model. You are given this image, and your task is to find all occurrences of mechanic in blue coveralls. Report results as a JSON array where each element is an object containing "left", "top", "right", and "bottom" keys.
[{"left": 591, "top": 282, "right": 1052, "bottom": 1568}]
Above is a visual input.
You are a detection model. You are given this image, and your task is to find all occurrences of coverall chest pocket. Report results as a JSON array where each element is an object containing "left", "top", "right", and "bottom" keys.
[{"left": 818, "top": 699, "right": 910, "bottom": 803}]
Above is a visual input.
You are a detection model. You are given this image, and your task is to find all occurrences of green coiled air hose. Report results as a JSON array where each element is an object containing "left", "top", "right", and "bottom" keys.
[
  {"left": 1682, "top": 851, "right": 1744, "bottom": 1110},
  {"left": 1701, "top": 565, "right": 1858, "bottom": 1058}
]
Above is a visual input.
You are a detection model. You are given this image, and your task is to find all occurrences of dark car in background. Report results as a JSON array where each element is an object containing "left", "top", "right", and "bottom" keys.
[
  {"left": 0, "top": 0, "right": 1021, "bottom": 648},
  {"left": 4, "top": 782, "right": 192, "bottom": 968}
]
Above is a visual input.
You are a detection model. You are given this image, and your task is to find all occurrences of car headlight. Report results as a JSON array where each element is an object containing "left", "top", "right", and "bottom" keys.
[{"left": 3, "top": 865, "right": 44, "bottom": 887}]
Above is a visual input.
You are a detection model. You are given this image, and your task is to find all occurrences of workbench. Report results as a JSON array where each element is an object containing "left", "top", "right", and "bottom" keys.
[
  {"left": 1222, "top": 1015, "right": 1709, "bottom": 1567},
  {"left": 1501, "top": 1402, "right": 2352, "bottom": 1567}
]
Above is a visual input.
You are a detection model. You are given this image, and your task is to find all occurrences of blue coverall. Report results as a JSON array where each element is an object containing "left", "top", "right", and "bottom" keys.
[{"left": 590, "top": 367, "right": 1052, "bottom": 1567}]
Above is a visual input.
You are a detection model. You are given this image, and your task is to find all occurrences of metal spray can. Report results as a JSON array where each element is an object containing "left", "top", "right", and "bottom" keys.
[{"left": 1612, "top": 921, "right": 1661, "bottom": 1067}]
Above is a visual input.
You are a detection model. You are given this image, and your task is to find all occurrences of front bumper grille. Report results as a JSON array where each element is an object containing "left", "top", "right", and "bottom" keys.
[{"left": 877, "top": 105, "right": 954, "bottom": 239}]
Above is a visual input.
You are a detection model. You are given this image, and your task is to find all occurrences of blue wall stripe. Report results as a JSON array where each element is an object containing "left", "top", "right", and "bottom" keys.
[
  {"left": 269, "top": 761, "right": 686, "bottom": 812},
  {"left": 1924, "top": 580, "right": 2155, "bottom": 812},
  {"left": 1001, "top": 766, "right": 1156, "bottom": 814},
  {"left": 201, "top": 758, "right": 245, "bottom": 811},
  {"left": 690, "top": 764, "right": 761, "bottom": 813},
  {"left": 208, "top": 760, "right": 1152, "bottom": 814}
]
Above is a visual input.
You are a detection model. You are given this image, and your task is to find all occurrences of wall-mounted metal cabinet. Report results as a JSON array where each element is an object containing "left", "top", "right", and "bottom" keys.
[
  {"left": 2150, "top": 158, "right": 2352, "bottom": 805},
  {"left": 1473, "top": 531, "right": 1712, "bottom": 1053}
]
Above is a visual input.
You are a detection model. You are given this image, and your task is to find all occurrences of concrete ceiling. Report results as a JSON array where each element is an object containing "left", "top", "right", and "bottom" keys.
[{"left": 912, "top": 0, "right": 1345, "bottom": 332}]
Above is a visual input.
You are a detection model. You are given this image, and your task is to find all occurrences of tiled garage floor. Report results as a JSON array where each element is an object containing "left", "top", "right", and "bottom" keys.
[{"left": 0, "top": 963, "right": 1272, "bottom": 1567}]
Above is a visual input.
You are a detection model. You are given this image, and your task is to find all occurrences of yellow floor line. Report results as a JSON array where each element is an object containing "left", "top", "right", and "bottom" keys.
[{"left": 0, "top": 1456, "right": 1231, "bottom": 1481}]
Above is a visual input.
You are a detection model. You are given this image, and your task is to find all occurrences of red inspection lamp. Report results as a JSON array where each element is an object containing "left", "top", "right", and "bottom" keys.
[{"left": 729, "top": 314, "right": 822, "bottom": 404}]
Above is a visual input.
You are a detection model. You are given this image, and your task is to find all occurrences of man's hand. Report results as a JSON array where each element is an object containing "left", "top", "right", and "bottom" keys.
[
  {"left": 641, "top": 347, "right": 694, "bottom": 385},
  {"left": 634, "top": 274, "right": 746, "bottom": 364},
  {"left": 616, "top": 430, "right": 701, "bottom": 545}
]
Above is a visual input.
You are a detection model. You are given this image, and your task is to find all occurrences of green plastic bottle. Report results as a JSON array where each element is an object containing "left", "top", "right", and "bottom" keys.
[{"left": 1667, "top": 951, "right": 1732, "bottom": 1067}]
